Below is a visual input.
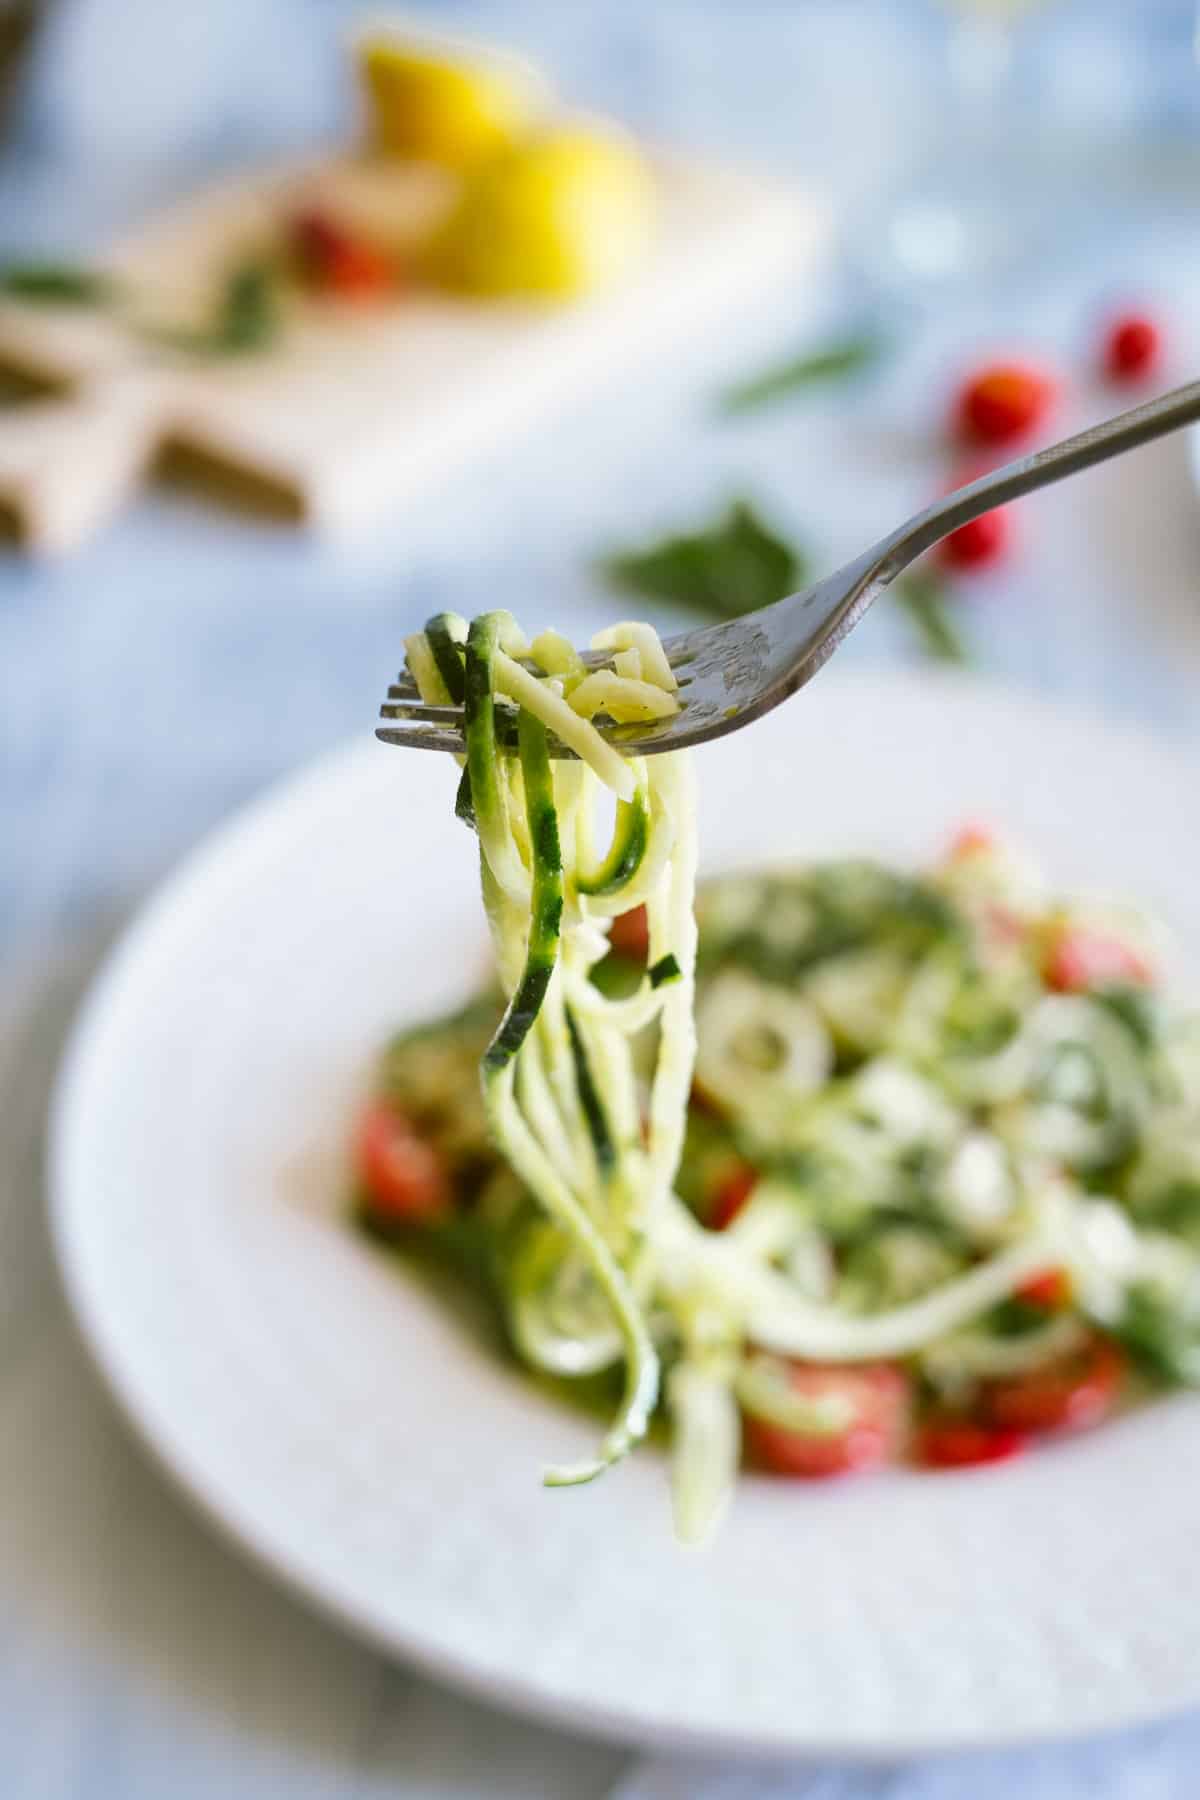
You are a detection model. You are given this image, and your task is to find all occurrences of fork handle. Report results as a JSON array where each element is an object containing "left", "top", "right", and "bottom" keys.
[{"left": 878, "top": 377, "right": 1200, "bottom": 574}]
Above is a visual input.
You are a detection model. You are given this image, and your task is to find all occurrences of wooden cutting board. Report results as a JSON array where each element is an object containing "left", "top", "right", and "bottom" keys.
[{"left": 0, "top": 149, "right": 826, "bottom": 553}]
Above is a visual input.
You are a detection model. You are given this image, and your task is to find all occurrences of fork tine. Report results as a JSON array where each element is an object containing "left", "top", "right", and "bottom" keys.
[
  {"left": 395, "top": 647, "right": 624, "bottom": 689},
  {"left": 376, "top": 723, "right": 466, "bottom": 753},
  {"left": 392, "top": 644, "right": 678, "bottom": 700},
  {"left": 379, "top": 629, "right": 707, "bottom": 760},
  {"left": 380, "top": 698, "right": 464, "bottom": 724}
]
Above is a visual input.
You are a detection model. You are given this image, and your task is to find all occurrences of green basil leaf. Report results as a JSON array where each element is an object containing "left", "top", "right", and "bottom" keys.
[
  {"left": 0, "top": 262, "right": 115, "bottom": 306},
  {"left": 892, "top": 571, "right": 971, "bottom": 666},
  {"left": 599, "top": 500, "right": 804, "bottom": 621},
  {"left": 717, "top": 332, "right": 888, "bottom": 417}
]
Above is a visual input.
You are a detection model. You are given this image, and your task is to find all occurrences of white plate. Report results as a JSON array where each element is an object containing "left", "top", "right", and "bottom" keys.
[{"left": 51, "top": 671, "right": 1200, "bottom": 1761}]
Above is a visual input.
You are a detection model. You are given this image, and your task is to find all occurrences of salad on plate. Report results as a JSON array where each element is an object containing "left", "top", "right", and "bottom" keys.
[{"left": 359, "top": 612, "right": 1200, "bottom": 1540}]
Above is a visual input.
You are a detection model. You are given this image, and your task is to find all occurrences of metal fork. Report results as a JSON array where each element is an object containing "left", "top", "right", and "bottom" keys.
[{"left": 379, "top": 378, "right": 1200, "bottom": 759}]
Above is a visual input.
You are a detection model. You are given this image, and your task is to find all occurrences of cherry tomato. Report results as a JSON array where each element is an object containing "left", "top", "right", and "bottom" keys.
[
  {"left": 955, "top": 362, "right": 1057, "bottom": 448},
  {"left": 291, "top": 208, "right": 395, "bottom": 300},
  {"left": 918, "top": 1416, "right": 1026, "bottom": 1469},
  {"left": 1016, "top": 1267, "right": 1073, "bottom": 1310},
  {"left": 325, "top": 237, "right": 395, "bottom": 300},
  {"left": 291, "top": 207, "right": 347, "bottom": 271},
  {"left": 1045, "top": 928, "right": 1153, "bottom": 993},
  {"left": 744, "top": 1361, "right": 909, "bottom": 1478},
  {"left": 937, "top": 505, "right": 1011, "bottom": 572},
  {"left": 946, "top": 820, "right": 997, "bottom": 860},
  {"left": 357, "top": 1101, "right": 450, "bottom": 1224},
  {"left": 1103, "top": 311, "right": 1162, "bottom": 385},
  {"left": 608, "top": 903, "right": 649, "bottom": 963},
  {"left": 708, "top": 1162, "right": 757, "bottom": 1231},
  {"left": 983, "top": 1337, "right": 1124, "bottom": 1436}
]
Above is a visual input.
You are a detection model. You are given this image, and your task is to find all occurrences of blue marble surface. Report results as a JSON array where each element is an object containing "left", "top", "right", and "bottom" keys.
[{"left": 2, "top": 4, "right": 1200, "bottom": 1796}]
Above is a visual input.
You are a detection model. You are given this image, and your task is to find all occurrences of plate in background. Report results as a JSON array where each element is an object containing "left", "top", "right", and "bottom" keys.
[{"left": 50, "top": 671, "right": 1200, "bottom": 1760}]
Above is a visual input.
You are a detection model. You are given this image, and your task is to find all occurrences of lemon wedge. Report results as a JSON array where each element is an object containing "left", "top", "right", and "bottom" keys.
[
  {"left": 430, "top": 126, "right": 655, "bottom": 299},
  {"left": 358, "top": 31, "right": 545, "bottom": 168}
]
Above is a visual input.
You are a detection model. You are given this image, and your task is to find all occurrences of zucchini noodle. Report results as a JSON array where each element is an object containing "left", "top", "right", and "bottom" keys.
[{"left": 405, "top": 611, "right": 697, "bottom": 1486}]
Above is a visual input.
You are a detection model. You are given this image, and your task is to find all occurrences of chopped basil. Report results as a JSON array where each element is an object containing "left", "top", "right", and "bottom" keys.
[
  {"left": 1111, "top": 1282, "right": 1197, "bottom": 1386},
  {"left": 147, "top": 258, "right": 282, "bottom": 357},
  {"left": 649, "top": 953, "right": 681, "bottom": 988},
  {"left": 1094, "top": 984, "right": 1160, "bottom": 1050},
  {"left": 214, "top": 261, "right": 280, "bottom": 352}
]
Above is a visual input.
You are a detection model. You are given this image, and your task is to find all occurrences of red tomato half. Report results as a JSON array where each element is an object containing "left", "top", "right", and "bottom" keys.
[
  {"left": 918, "top": 1417, "right": 1026, "bottom": 1469},
  {"left": 983, "top": 1337, "right": 1124, "bottom": 1436},
  {"left": 1016, "top": 1267, "right": 1073, "bottom": 1310},
  {"left": 357, "top": 1101, "right": 450, "bottom": 1224},
  {"left": 743, "top": 1361, "right": 909, "bottom": 1478},
  {"left": 608, "top": 903, "right": 649, "bottom": 963},
  {"left": 1045, "top": 929, "right": 1153, "bottom": 993},
  {"left": 709, "top": 1163, "right": 757, "bottom": 1231}
]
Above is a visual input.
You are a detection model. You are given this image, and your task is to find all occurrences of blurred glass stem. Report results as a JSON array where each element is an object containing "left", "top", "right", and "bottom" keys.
[
  {"left": 857, "top": 0, "right": 1054, "bottom": 301},
  {"left": 947, "top": 8, "right": 1013, "bottom": 109}
]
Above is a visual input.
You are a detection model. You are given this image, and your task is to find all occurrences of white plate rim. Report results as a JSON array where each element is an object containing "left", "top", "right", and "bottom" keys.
[{"left": 47, "top": 669, "right": 1200, "bottom": 1762}]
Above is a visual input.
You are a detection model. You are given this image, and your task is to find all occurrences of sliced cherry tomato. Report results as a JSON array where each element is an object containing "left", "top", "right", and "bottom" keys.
[
  {"left": 1103, "top": 311, "right": 1162, "bottom": 385},
  {"left": 938, "top": 505, "right": 1011, "bottom": 572},
  {"left": 608, "top": 903, "right": 649, "bottom": 963},
  {"left": 954, "top": 361, "right": 1057, "bottom": 448},
  {"left": 708, "top": 1162, "right": 757, "bottom": 1231},
  {"left": 983, "top": 1337, "right": 1124, "bottom": 1435},
  {"left": 918, "top": 1416, "right": 1026, "bottom": 1468},
  {"left": 1016, "top": 1267, "right": 1073, "bottom": 1310},
  {"left": 357, "top": 1100, "right": 450, "bottom": 1224},
  {"left": 743, "top": 1361, "right": 908, "bottom": 1478},
  {"left": 1044, "top": 928, "right": 1153, "bottom": 993}
]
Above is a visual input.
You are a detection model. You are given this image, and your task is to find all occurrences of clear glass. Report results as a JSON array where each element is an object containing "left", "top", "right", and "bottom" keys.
[{"left": 858, "top": 0, "right": 1059, "bottom": 300}]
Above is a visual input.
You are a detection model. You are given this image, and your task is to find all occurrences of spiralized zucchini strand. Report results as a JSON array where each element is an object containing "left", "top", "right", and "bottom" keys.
[
  {"left": 652, "top": 1195, "right": 1063, "bottom": 1362},
  {"left": 407, "top": 613, "right": 696, "bottom": 1485},
  {"left": 482, "top": 712, "right": 562, "bottom": 1075},
  {"left": 493, "top": 650, "right": 635, "bottom": 800},
  {"left": 424, "top": 611, "right": 468, "bottom": 703},
  {"left": 465, "top": 615, "right": 530, "bottom": 902},
  {"left": 481, "top": 1057, "right": 659, "bottom": 1484}
]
